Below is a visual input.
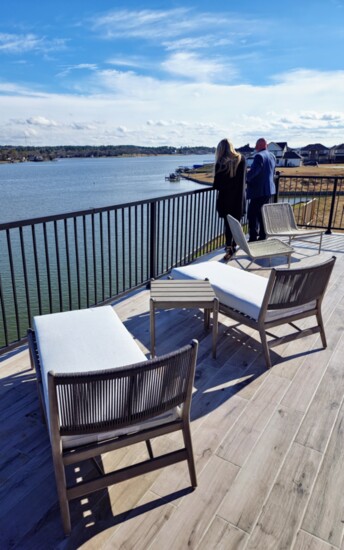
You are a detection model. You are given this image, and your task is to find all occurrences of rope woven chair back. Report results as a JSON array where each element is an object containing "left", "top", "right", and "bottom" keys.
[
  {"left": 263, "top": 203, "right": 299, "bottom": 233},
  {"left": 49, "top": 343, "right": 196, "bottom": 436},
  {"left": 267, "top": 256, "right": 335, "bottom": 310},
  {"left": 226, "top": 215, "right": 251, "bottom": 255}
]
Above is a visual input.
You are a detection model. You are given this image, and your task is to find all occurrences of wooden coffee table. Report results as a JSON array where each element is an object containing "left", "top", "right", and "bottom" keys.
[{"left": 150, "top": 279, "right": 219, "bottom": 358}]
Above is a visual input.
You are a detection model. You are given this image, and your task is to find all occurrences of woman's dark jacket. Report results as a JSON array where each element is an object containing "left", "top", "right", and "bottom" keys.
[{"left": 213, "top": 156, "right": 246, "bottom": 219}]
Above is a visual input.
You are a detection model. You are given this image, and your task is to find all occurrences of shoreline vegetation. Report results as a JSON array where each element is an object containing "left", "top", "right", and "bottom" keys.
[
  {"left": 180, "top": 163, "right": 344, "bottom": 185},
  {"left": 0, "top": 144, "right": 215, "bottom": 163}
]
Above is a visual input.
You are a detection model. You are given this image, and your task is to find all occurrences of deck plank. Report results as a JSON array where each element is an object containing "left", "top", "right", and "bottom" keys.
[
  {"left": 247, "top": 443, "right": 322, "bottom": 549},
  {"left": 217, "top": 373, "right": 290, "bottom": 466},
  {"left": 217, "top": 405, "right": 303, "bottom": 533},
  {"left": 301, "top": 401, "right": 344, "bottom": 547},
  {"left": 149, "top": 455, "right": 239, "bottom": 550},
  {"left": 197, "top": 516, "right": 248, "bottom": 550},
  {"left": 293, "top": 530, "right": 338, "bottom": 550},
  {"left": 295, "top": 330, "right": 344, "bottom": 452}
]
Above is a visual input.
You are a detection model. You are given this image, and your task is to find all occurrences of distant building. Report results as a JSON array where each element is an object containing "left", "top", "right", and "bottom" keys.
[
  {"left": 300, "top": 144, "right": 330, "bottom": 163},
  {"left": 268, "top": 142, "right": 288, "bottom": 166},
  {"left": 240, "top": 140, "right": 342, "bottom": 168},
  {"left": 283, "top": 151, "right": 302, "bottom": 167},
  {"left": 329, "top": 144, "right": 344, "bottom": 163}
]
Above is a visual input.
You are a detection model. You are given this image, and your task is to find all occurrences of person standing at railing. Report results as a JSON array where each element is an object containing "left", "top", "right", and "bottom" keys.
[
  {"left": 213, "top": 139, "right": 246, "bottom": 261},
  {"left": 246, "top": 138, "right": 276, "bottom": 241}
]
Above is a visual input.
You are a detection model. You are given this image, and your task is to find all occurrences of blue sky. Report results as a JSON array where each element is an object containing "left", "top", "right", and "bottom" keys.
[{"left": 1, "top": 0, "right": 344, "bottom": 147}]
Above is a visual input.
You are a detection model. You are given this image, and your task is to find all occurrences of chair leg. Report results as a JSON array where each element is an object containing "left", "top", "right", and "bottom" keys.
[
  {"left": 182, "top": 423, "right": 197, "bottom": 488},
  {"left": 317, "top": 310, "right": 327, "bottom": 348},
  {"left": 146, "top": 439, "right": 154, "bottom": 459},
  {"left": 259, "top": 327, "right": 272, "bottom": 369},
  {"left": 52, "top": 453, "right": 72, "bottom": 536}
]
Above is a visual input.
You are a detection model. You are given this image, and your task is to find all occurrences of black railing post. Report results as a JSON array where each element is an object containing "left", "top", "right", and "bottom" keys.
[
  {"left": 326, "top": 177, "right": 338, "bottom": 234},
  {"left": 149, "top": 201, "right": 157, "bottom": 281},
  {"left": 274, "top": 171, "right": 280, "bottom": 203}
]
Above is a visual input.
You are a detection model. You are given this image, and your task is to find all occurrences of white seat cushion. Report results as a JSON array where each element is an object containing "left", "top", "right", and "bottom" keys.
[
  {"left": 34, "top": 306, "right": 164, "bottom": 447},
  {"left": 172, "top": 262, "right": 268, "bottom": 320}
]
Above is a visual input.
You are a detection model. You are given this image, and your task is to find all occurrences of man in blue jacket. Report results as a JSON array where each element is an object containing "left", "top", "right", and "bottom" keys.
[{"left": 246, "top": 138, "right": 276, "bottom": 241}]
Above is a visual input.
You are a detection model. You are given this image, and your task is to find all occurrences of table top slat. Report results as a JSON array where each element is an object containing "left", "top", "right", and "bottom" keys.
[{"left": 150, "top": 279, "right": 216, "bottom": 306}]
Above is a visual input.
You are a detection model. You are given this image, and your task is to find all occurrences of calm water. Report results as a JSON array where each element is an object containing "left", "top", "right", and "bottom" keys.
[{"left": 0, "top": 155, "right": 214, "bottom": 224}]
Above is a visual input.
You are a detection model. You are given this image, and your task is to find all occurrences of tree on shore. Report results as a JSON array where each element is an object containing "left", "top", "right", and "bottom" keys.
[{"left": 0, "top": 145, "right": 215, "bottom": 162}]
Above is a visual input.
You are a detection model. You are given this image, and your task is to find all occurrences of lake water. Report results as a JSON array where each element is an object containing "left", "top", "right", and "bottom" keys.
[
  {"left": 0, "top": 154, "right": 217, "bottom": 349},
  {"left": 0, "top": 155, "right": 214, "bottom": 224}
]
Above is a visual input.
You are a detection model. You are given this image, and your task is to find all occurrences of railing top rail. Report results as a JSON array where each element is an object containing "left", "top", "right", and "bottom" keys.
[{"left": 0, "top": 186, "right": 213, "bottom": 231}]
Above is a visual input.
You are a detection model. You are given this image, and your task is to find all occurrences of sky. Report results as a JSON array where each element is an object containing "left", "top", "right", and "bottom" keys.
[{"left": 1, "top": 0, "right": 344, "bottom": 148}]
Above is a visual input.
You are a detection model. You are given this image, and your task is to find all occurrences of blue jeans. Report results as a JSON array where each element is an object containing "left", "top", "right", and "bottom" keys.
[{"left": 247, "top": 196, "right": 271, "bottom": 241}]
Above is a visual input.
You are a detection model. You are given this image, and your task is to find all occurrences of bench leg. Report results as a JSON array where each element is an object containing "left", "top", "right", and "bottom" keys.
[
  {"left": 150, "top": 298, "right": 156, "bottom": 358},
  {"left": 212, "top": 298, "right": 219, "bottom": 359}
]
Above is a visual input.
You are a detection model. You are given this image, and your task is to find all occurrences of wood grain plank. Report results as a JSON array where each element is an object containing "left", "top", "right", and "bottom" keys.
[
  {"left": 217, "top": 406, "right": 303, "bottom": 533},
  {"left": 247, "top": 443, "right": 322, "bottom": 549},
  {"left": 102, "top": 491, "right": 176, "bottom": 550},
  {"left": 149, "top": 456, "right": 239, "bottom": 550},
  {"left": 218, "top": 373, "right": 290, "bottom": 466},
  {"left": 295, "top": 333, "right": 344, "bottom": 452},
  {"left": 293, "top": 530, "right": 337, "bottom": 550},
  {"left": 198, "top": 516, "right": 248, "bottom": 550},
  {"left": 281, "top": 306, "right": 344, "bottom": 412},
  {"left": 302, "top": 402, "right": 344, "bottom": 547},
  {"left": 151, "top": 390, "right": 246, "bottom": 498}
]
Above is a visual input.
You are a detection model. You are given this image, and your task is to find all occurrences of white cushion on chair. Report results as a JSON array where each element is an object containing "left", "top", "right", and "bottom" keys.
[
  {"left": 34, "top": 306, "right": 150, "bottom": 444},
  {"left": 34, "top": 306, "right": 147, "bottom": 376},
  {"left": 172, "top": 262, "right": 268, "bottom": 320},
  {"left": 34, "top": 306, "right": 181, "bottom": 449}
]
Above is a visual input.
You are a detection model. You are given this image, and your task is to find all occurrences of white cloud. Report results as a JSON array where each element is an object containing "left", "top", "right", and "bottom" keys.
[
  {"left": 0, "top": 33, "right": 66, "bottom": 54},
  {"left": 26, "top": 116, "right": 59, "bottom": 127},
  {"left": 163, "top": 36, "right": 234, "bottom": 51},
  {"left": 57, "top": 64, "right": 98, "bottom": 78},
  {"left": 161, "top": 52, "right": 236, "bottom": 82},
  {"left": 91, "top": 8, "right": 191, "bottom": 39},
  {"left": 107, "top": 57, "right": 143, "bottom": 69},
  {"left": 91, "top": 8, "right": 261, "bottom": 43},
  {"left": 70, "top": 122, "right": 97, "bottom": 130},
  {"left": 0, "top": 68, "right": 344, "bottom": 147}
]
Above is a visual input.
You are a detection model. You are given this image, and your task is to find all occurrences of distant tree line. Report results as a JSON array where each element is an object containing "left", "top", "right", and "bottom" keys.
[{"left": 0, "top": 145, "right": 215, "bottom": 162}]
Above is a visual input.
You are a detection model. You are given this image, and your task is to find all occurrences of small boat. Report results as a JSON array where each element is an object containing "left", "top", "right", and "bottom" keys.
[{"left": 165, "top": 173, "right": 180, "bottom": 182}]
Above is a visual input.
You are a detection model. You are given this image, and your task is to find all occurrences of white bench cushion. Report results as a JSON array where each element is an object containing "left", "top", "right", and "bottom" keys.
[
  {"left": 172, "top": 262, "right": 268, "bottom": 320},
  {"left": 34, "top": 306, "right": 179, "bottom": 449}
]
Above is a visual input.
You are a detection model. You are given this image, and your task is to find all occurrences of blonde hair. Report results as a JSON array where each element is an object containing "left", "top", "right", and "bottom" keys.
[{"left": 215, "top": 139, "right": 241, "bottom": 178}]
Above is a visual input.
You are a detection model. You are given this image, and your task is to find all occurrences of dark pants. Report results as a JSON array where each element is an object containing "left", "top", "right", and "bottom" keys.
[
  {"left": 247, "top": 196, "right": 271, "bottom": 241},
  {"left": 223, "top": 216, "right": 237, "bottom": 250}
]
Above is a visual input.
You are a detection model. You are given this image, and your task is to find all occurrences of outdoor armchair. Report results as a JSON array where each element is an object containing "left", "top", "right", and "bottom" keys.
[
  {"left": 226, "top": 214, "right": 294, "bottom": 268},
  {"left": 262, "top": 202, "right": 325, "bottom": 253},
  {"left": 27, "top": 306, "right": 198, "bottom": 535},
  {"left": 172, "top": 255, "right": 336, "bottom": 370}
]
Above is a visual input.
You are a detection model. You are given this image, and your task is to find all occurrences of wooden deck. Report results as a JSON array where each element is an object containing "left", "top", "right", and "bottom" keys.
[{"left": 1, "top": 235, "right": 344, "bottom": 549}]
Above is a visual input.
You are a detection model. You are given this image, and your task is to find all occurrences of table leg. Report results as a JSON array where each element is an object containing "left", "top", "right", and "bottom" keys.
[
  {"left": 212, "top": 297, "right": 219, "bottom": 359},
  {"left": 150, "top": 298, "right": 156, "bottom": 358},
  {"left": 204, "top": 308, "right": 210, "bottom": 329}
]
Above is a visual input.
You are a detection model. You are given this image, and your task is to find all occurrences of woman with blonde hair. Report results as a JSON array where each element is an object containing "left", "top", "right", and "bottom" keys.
[{"left": 213, "top": 139, "right": 246, "bottom": 260}]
